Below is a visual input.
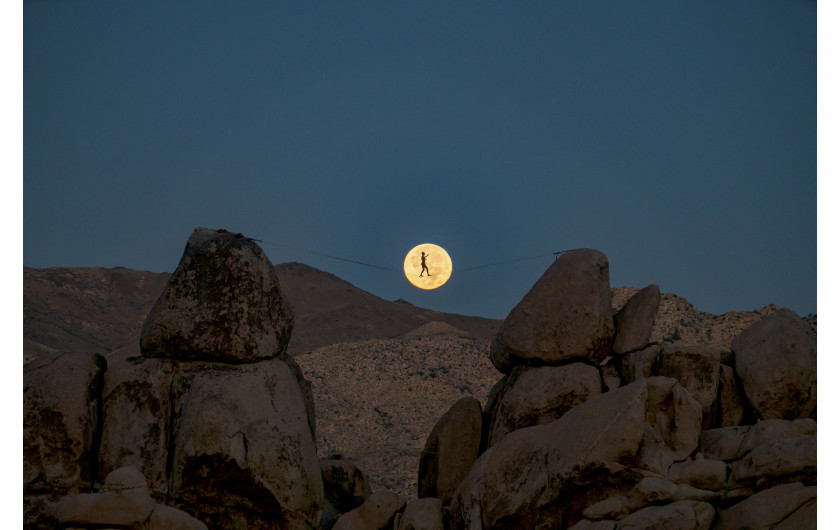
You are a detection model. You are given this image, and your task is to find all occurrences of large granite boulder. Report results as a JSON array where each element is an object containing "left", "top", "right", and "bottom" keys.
[
  {"left": 490, "top": 248, "right": 615, "bottom": 372},
  {"left": 55, "top": 467, "right": 206, "bottom": 530},
  {"left": 485, "top": 363, "right": 602, "bottom": 446},
  {"left": 397, "top": 498, "right": 443, "bottom": 530},
  {"left": 418, "top": 397, "right": 482, "bottom": 505},
  {"left": 24, "top": 351, "right": 107, "bottom": 527},
  {"left": 98, "top": 343, "right": 174, "bottom": 500},
  {"left": 612, "top": 284, "right": 660, "bottom": 354},
  {"left": 168, "top": 358, "right": 323, "bottom": 529},
  {"left": 449, "top": 377, "right": 703, "bottom": 528},
  {"left": 659, "top": 344, "right": 721, "bottom": 425},
  {"left": 732, "top": 310, "right": 816, "bottom": 420},
  {"left": 140, "top": 227, "right": 293, "bottom": 363},
  {"left": 715, "top": 482, "right": 816, "bottom": 530},
  {"left": 320, "top": 456, "right": 372, "bottom": 514}
]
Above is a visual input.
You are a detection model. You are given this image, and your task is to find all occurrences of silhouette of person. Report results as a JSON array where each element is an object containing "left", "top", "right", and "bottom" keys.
[{"left": 419, "top": 251, "right": 431, "bottom": 277}]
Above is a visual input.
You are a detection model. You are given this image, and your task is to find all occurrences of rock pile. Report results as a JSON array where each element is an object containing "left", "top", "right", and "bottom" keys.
[
  {"left": 415, "top": 249, "right": 816, "bottom": 529},
  {"left": 24, "top": 228, "right": 323, "bottom": 529}
]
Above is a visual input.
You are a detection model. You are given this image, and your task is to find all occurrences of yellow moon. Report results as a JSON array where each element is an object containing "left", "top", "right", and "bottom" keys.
[{"left": 403, "top": 243, "right": 453, "bottom": 290}]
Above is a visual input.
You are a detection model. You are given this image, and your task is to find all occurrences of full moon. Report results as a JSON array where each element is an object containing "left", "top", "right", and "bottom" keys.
[{"left": 403, "top": 243, "right": 453, "bottom": 290}]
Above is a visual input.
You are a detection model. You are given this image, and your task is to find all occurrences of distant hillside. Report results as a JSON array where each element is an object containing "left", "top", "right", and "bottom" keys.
[
  {"left": 23, "top": 265, "right": 814, "bottom": 363},
  {"left": 274, "top": 262, "right": 500, "bottom": 355}
]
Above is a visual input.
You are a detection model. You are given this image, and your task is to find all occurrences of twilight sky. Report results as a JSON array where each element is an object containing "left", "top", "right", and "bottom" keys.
[{"left": 23, "top": 1, "right": 816, "bottom": 320}]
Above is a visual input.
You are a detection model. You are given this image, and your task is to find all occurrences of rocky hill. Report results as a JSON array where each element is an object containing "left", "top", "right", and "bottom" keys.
[{"left": 23, "top": 237, "right": 817, "bottom": 529}]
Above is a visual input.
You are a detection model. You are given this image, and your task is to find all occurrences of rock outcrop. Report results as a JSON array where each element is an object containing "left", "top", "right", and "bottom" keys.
[
  {"left": 23, "top": 228, "right": 324, "bottom": 529},
  {"left": 140, "top": 227, "right": 294, "bottom": 363},
  {"left": 418, "top": 250, "right": 815, "bottom": 529},
  {"left": 490, "top": 248, "right": 615, "bottom": 372}
]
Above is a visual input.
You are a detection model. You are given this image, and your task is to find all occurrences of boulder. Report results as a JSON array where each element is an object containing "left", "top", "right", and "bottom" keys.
[
  {"left": 612, "top": 284, "right": 660, "bottom": 354},
  {"left": 729, "top": 434, "right": 816, "bottom": 487},
  {"left": 98, "top": 343, "right": 174, "bottom": 500},
  {"left": 697, "top": 426, "right": 752, "bottom": 462},
  {"left": 667, "top": 458, "right": 727, "bottom": 491},
  {"left": 55, "top": 467, "right": 155, "bottom": 527},
  {"left": 320, "top": 456, "right": 372, "bottom": 514},
  {"left": 716, "top": 482, "right": 816, "bottom": 529},
  {"left": 148, "top": 504, "right": 209, "bottom": 530},
  {"left": 332, "top": 490, "right": 405, "bottom": 530},
  {"left": 140, "top": 227, "right": 294, "bottom": 363},
  {"left": 168, "top": 358, "right": 323, "bottom": 529},
  {"left": 418, "top": 397, "right": 482, "bottom": 504},
  {"left": 397, "top": 498, "right": 443, "bottom": 530},
  {"left": 450, "top": 378, "right": 704, "bottom": 528},
  {"left": 735, "top": 418, "right": 816, "bottom": 459},
  {"left": 659, "top": 344, "right": 720, "bottom": 423},
  {"left": 490, "top": 249, "right": 615, "bottom": 372},
  {"left": 717, "top": 364, "right": 745, "bottom": 428},
  {"left": 732, "top": 310, "right": 816, "bottom": 420},
  {"left": 24, "top": 350, "right": 107, "bottom": 527},
  {"left": 771, "top": 498, "right": 816, "bottom": 530},
  {"left": 615, "top": 500, "right": 714, "bottom": 530},
  {"left": 485, "top": 363, "right": 601, "bottom": 446},
  {"left": 582, "top": 476, "right": 717, "bottom": 521},
  {"left": 637, "top": 377, "right": 703, "bottom": 475},
  {"left": 619, "top": 344, "right": 661, "bottom": 384}
]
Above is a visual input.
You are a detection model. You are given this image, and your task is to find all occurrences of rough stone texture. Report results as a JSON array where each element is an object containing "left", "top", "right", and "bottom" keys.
[
  {"left": 612, "top": 284, "right": 660, "bottom": 354},
  {"left": 490, "top": 248, "right": 615, "bottom": 373},
  {"left": 619, "top": 344, "right": 661, "bottom": 384},
  {"left": 735, "top": 418, "right": 816, "bottom": 459},
  {"left": 169, "top": 358, "right": 323, "bottom": 529},
  {"left": 771, "top": 498, "right": 816, "bottom": 530},
  {"left": 486, "top": 363, "right": 602, "bottom": 446},
  {"left": 659, "top": 344, "right": 721, "bottom": 423},
  {"left": 320, "top": 456, "right": 372, "bottom": 514},
  {"left": 418, "top": 396, "right": 482, "bottom": 504},
  {"left": 717, "top": 364, "right": 745, "bottom": 428},
  {"left": 450, "top": 378, "right": 705, "bottom": 529},
  {"left": 697, "top": 426, "right": 752, "bottom": 462},
  {"left": 398, "top": 498, "right": 443, "bottom": 530},
  {"left": 667, "top": 458, "right": 727, "bottom": 491},
  {"left": 731, "top": 310, "right": 817, "bottom": 420},
  {"left": 56, "top": 467, "right": 155, "bottom": 527},
  {"left": 601, "top": 360, "right": 623, "bottom": 392},
  {"left": 148, "top": 504, "right": 209, "bottom": 530},
  {"left": 140, "top": 227, "right": 294, "bottom": 363},
  {"left": 569, "top": 521, "right": 617, "bottom": 530},
  {"left": 24, "top": 351, "right": 107, "bottom": 528},
  {"left": 98, "top": 343, "right": 174, "bottom": 500},
  {"left": 637, "top": 377, "right": 703, "bottom": 475},
  {"left": 582, "top": 476, "right": 717, "bottom": 521},
  {"left": 615, "top": 500, "right": 714, "bottom": 530},
  {"left": 716, "top": 482, "right": 816, "bottom": 530},
  {"left": 332, "top": 490, "right": 405, "bottom": 530},
  {"left": 729, "top": 434, "right": 816, "bottom": 488}
]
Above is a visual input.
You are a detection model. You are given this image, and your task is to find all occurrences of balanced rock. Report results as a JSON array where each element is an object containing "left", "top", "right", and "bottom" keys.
[
  {"left": 168, "top": 358, "right": 323, "bottom": 529},
  {"left": 140, "top": 227, "right": 293, "bottom": 363},
  {"left": 732, "top": 310, "right": 816, "bottom": 420},
  {"left": 485, "top": 363, "right": 601, "bottom": 447},
  {"left": 612, "top": 284, "right": 660, "bottom": 354},
  {"left": 418, "top": 397, "right": 482, "bottom": 504},
  {"left": 490, "top": 248, "right": 614, "bottom": 372}
]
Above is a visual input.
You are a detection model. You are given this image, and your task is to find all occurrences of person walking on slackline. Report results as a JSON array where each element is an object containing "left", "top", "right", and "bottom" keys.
[{"left": 420, "top": 251, "right": 431, "bottom": 277}]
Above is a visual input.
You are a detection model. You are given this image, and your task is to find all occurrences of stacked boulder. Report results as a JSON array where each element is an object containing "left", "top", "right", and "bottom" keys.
[
  {"left": 24, "top": 228, "right": 325, "bottom": 529},
  {"left": 414, "top": 249, "right": 816, "bottom": 529}
]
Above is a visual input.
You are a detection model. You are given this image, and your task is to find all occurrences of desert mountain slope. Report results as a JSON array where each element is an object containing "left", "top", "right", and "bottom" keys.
[
  {"left": 22, "top": 266, "right": 171, "bottom": 363},
  {"left": 273, "top": 262, "right": 500, "bottom": 355}
]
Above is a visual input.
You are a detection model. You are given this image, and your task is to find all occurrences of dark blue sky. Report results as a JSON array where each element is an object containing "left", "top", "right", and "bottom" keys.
[{"left": 24, "top": 1, "right": 816, "bottom": 319}]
